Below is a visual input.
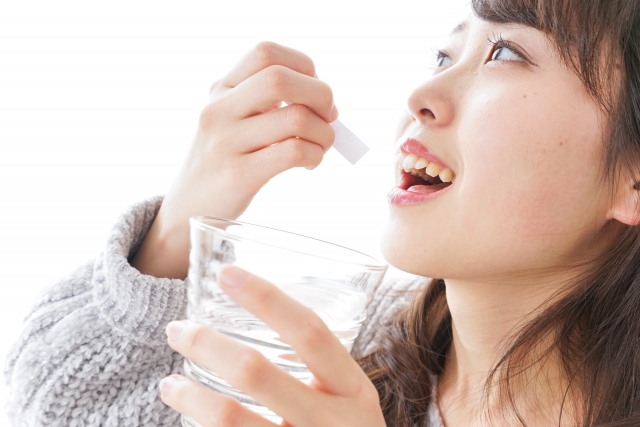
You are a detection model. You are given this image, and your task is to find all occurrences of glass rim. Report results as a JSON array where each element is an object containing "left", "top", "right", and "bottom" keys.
[{"left": 189, "top": 216, "right": 388, "bottom": 272}]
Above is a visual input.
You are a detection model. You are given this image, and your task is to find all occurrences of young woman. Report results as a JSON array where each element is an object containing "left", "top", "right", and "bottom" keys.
[{"left": 6, "top": 0, "right": 640, "bottom": 425}]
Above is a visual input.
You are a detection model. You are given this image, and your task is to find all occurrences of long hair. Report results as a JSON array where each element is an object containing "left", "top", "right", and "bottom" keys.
[{"left": 357, "top": 0, "right": 640, "bottom": 425}]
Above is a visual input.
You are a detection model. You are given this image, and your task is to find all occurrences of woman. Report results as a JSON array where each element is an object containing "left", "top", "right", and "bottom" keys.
[{"left": 6, "top": 0, "right": 640, "bottom": 425}]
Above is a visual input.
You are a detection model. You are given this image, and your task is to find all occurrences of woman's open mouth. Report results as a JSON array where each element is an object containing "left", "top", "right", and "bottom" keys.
[{"left": 388, "top": 151, "right": 455, "bottom": 205}]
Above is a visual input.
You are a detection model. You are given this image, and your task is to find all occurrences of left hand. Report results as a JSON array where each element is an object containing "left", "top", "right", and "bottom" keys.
[{"left": 159, "top": 265, "right": 386, "bottom": 427}]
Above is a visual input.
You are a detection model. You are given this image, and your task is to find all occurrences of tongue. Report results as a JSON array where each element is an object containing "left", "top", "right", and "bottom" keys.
[{"left": 408, "top": 183, "right": 450, "bottom": 194}]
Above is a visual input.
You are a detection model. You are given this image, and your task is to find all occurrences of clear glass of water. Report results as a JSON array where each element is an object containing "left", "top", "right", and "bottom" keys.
[{"left": 181, "top": 216, "right": 388, "bottom": 426}]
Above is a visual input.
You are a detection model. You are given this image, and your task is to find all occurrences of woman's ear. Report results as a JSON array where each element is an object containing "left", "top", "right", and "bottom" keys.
[{"left": 607, "top": 178, "right": 640, "bottom": 226}]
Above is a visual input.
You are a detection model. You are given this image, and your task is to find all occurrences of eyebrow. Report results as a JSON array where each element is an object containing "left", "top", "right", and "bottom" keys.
[{"left": 449, "top": 20, "right": 469, "bottom": 37}]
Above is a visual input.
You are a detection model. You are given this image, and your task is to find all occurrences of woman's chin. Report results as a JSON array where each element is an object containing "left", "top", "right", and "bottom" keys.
[{"left": 380, "top": 222, "right": 443, "bottom": 278}]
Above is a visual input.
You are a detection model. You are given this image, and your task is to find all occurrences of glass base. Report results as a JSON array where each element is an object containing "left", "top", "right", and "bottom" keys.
[{"left": 183, "top": 359, "right": 283, "bottom": 424}]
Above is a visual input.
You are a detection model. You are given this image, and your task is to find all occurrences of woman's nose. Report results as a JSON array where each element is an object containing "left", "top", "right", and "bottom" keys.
[{"left": 406, "top": 77, "right": 455, "bottom": 127}]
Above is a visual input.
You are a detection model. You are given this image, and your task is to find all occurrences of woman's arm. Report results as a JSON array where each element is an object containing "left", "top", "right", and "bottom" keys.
[{"left": 4, "top": 196, "right": 187, "bottom": 426}]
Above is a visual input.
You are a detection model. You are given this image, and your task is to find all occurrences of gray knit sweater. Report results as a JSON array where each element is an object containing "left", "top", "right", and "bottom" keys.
[{"left": 3, "top": 196, "right": 443, "bottom": 427}]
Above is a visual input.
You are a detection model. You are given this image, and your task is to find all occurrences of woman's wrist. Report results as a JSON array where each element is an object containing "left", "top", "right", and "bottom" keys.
[{"left": 130, "top": 214, "right": 190, "bottom": 280}]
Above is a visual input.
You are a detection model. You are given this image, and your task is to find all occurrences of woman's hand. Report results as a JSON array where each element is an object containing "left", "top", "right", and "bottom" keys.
[
  {"left": 131, "top": 42, "right": 338, "bottom": 279},
  {"left": 158, "top": 265, "right": 386, "bottom": 427}
]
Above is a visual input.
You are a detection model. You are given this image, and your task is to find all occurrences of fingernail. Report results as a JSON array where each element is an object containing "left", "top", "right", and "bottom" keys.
[
  {"left": 330, "top": 104, "right": 339, "bottom": 122},
  {"left": 166, "top": 321, "right": 186, "bottom": 342},
  {"left": 160, "top": 376, "right": 177, "bottom": 397},
  {"left": 218, "top": 265, "right": 249, "bottom": 287}
]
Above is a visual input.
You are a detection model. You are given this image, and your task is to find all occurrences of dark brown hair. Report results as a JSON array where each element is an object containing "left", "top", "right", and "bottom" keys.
[{"left": 357, "top": 0, "right": 640, "bottom": 425}]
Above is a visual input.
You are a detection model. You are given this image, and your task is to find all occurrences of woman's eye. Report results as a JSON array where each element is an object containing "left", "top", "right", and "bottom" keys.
[
  {"left": 436, "top": 51, "right": 452, "bottom": 68},
  {"left": 490, "top": 45, "right": 523, "bottom": 62}
]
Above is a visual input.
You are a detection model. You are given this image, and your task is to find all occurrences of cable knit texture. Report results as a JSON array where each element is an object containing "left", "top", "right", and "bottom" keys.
[{"left": 3, "top": 196, "right": 443, "bottom": 427}]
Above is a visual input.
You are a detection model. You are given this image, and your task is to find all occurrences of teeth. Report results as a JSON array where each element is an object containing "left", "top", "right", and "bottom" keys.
[
  {"left": 425, "top": 163, "right": 441, "bottom": 177},
  {"left": 396, "top": 150, "right": 456, "bottom": 183},
  {"left": 395, "top": 152, "right": 405, "bottom": 165},
  {"left": 439, "top": 168, "right": 454, "bottom": 183},
  {"left": 414, "top": 158, "right": 429, "bottom": 170},
  {"left": 401, "top": 154, "right": 419, "bottom": 169}
]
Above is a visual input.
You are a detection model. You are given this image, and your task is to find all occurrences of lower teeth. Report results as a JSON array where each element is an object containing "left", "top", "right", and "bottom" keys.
[{"left": 408, "top": 169, "right": 444, "bottom": 185}]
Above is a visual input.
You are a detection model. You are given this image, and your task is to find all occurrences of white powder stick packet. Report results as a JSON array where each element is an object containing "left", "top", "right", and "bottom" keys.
[{"left": 330, "top": 120, "right": 369, "bottom": 165}]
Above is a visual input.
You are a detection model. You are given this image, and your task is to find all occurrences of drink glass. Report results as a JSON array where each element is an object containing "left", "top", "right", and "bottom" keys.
[{"left": 181, "top": 216, "right": 388, "bottom": 426}]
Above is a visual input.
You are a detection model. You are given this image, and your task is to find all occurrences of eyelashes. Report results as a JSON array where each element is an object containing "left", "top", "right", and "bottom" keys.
[
  {"left": 486, "top": 34, "right": 526, "bottom": 62},
  {"left": 434, "top": 50, "right": 449, "bottom": 67}
]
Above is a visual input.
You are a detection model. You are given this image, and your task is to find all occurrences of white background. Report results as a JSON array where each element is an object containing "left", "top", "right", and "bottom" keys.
[{"left": 0, "top": 0, "right": 467, "bottom": 424}]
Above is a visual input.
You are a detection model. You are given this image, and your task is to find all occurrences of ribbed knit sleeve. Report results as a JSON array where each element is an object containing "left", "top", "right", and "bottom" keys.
[
  {"left": 4, "top": 196, "right": 188, "bottom": 427},
  {"left": 92, "top": 196, "right": 188, "bottom": 345}
]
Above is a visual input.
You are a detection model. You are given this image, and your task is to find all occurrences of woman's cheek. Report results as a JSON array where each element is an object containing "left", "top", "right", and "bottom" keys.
[
  {"left": 464, "top": 129, "right": 601, "bottom": 268},
  {"left": 452, "top": 109, "right": 565, "bottom": 264}
]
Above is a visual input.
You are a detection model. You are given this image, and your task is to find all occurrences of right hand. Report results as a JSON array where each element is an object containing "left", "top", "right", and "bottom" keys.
[{"left": 131, "top": 42, "right": 338, "bottom": 279}]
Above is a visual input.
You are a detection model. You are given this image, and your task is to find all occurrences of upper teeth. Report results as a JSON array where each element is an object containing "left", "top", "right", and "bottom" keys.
[{"left": 395, "top": 152, "right": 455, "bottom": 183}]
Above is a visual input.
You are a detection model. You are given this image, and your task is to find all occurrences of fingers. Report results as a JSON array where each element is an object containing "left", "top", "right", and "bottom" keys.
[
  {"left": 220, "top": 65, "right": 336, "bottom": 123},
  {"left": 220, "top": 41, "right": 317, "bottom": 88},
  {"left": 216, "top": 266, "right": 367, "bottom": 398},
  {"left": 159, "top": 374, "right": 276, "bottom": 427},
  {"left": 227, "top": 104, "right": 335, "bottom": 154},
  {"left": 244, "top": 138, "right": 324, "bottom": 180},
  {"left": 166, "top": 320, "right": 323, "bottom": 425}
]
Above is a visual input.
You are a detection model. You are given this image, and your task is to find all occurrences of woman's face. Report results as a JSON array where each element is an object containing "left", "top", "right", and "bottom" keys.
[{"left": 381, "top": 13, "right": 612, "bottom": 281}]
